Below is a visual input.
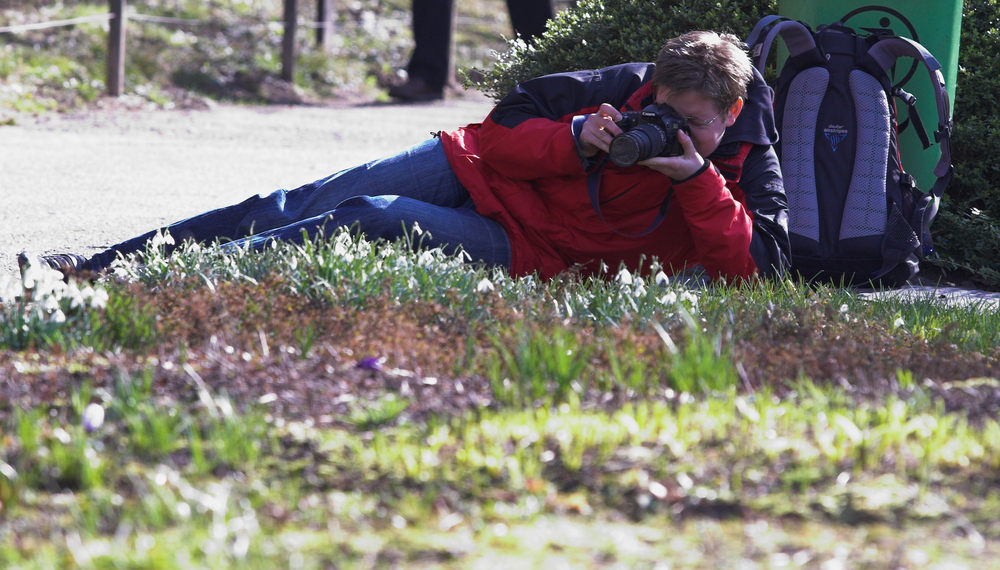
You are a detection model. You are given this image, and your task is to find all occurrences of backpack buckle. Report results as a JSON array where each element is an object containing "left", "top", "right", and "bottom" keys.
[
  {"left": 898, "top": 172, "right": 916, "bottom": 190},
  {"left": 934, "top": 120, "right": 953, "bottom": 143},
  {"left": 893, "top": 86, "right": 916, "bottom": 107}
]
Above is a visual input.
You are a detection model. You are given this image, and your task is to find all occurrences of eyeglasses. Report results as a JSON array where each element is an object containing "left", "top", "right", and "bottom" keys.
[{"left": 683, "top": 109, "right": 724, "bottom": 129}]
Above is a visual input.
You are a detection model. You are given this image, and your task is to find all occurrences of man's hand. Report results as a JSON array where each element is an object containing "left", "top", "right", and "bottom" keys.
[
  {"left": 580, "top": 105, "right": 706, "bottom": 180},
  {"left": 578, "top": 103, "right": 623, "bottom": 157},
  {"left": 638, "top": 130, "right": 706, "bottom": 180}
]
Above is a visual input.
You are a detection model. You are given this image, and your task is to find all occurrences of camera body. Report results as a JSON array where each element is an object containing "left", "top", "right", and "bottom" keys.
[{"left": 608, "top": 103, "right": 690, "bottom": 168}]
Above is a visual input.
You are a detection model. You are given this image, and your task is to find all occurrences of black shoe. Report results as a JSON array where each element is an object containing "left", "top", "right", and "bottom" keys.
[
  {"left": 388, "top": 77, "right": 444, "bottom": 102},
  {"left": 17, "top": 251, "right": 89, "bottom": 278}
]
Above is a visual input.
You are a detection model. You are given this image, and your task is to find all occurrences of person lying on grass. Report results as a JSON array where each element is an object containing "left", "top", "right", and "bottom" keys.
[{"left": 20, "top": 30, "right": 789, "bottom": 283}]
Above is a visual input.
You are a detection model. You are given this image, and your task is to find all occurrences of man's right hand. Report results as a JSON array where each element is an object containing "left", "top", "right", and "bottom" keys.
[{"left": 578, "top": 103, "right": 624, "bottom": 157}]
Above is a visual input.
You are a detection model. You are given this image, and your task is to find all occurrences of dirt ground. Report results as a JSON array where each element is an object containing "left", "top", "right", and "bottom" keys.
[{"left": 0, "top": 93, "right": 496, "bottom": 280}]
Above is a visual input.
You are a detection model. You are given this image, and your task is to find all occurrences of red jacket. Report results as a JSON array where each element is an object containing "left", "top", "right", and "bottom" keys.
[{"left": 440, "top": 63, "right": 789, "bottom": 280}]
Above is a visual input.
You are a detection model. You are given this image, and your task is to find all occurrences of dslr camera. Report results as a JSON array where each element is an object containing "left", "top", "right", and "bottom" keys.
[{"left": 608, "top": 103, "right": 690, "bottom": 167}]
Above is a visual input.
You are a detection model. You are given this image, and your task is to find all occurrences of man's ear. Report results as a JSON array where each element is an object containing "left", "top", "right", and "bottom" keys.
[{"left": 725, "top": 97, "right": 744, "bottom": 127}]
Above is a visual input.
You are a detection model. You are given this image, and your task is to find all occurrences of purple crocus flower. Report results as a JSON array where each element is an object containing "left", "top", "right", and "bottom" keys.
[
  {"left": 355, "top": 357, "right": 385, "bottom": 371},
  {"left": 82, "top": 403, "right": 105, "bottom": 433}
]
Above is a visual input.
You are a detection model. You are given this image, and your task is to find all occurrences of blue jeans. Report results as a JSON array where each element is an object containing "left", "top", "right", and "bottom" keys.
[{"left": 86, "top": 137, "right": 511, "bottom": 271}]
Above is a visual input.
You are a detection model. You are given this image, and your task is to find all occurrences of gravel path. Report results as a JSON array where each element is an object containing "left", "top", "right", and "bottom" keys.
[{"left": 0, "top": 95, "right": 495, "bottom": 279}]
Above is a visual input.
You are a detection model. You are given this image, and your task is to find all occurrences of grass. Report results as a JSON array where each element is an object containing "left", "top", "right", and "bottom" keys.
[{"left": 1, "top": 229, "right": 999, "bottom": 567}]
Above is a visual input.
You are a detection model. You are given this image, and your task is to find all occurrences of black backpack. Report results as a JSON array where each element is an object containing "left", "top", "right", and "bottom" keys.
[{"left": 746, "top": 15, "right": 954, "bottom": 286}]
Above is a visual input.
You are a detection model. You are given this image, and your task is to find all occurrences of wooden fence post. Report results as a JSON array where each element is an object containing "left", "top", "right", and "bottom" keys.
[
  {"left": 316, "top": 0, "right": 333, "bottom": 49},
  {"left": 282, "top": 0, "right": 298, "bottom": 82},
  {"left": 107, "top": 0, "right": 126, "bottom": 96}
]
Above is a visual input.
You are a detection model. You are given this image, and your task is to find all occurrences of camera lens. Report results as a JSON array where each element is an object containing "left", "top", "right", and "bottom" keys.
[{"left": 608, "top": 123, "right": 669, "bottom": 167}]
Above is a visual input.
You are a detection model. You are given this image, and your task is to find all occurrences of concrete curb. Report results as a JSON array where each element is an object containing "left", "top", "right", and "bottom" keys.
[{"left": 858, "top": 285, "right": 1000, "bottom": 310}]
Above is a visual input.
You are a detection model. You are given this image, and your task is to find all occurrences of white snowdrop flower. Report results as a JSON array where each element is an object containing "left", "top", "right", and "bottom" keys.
[
  {"left": 633, "top": 282, "right": 647, "bottom": 298},
  {"left": 417, "top": 250, "right": 436, "bottom": 267},
  {"left": 839, "top": 304, "right": 849, "bottom": 313},
  {"left": 893, "top": 316, "right": 905, "bottom": 329},
  {"left": 680, "top": 291, "right": 699, "bottom": 306},
  {"left": 112, "top": 264, "right": 131, "bottom": 280},
  {"left": 41, "top": 295, "right": 61, "bottom": 314},
  {"left": 52, "top": 427, "right": 72, "bottom": 445},
  {"left": 616, "top": 267, "right": 633, "bottom": 285},
  {"left": 0, "top": 275, "right": 22, "bottom": 303},
  {"left": 49, "top": 309, "right": 67, "bottom": 324},
  {"left": 48, "top": 280, "right": 69, "bottom": 301},
  {"left": 150, "top": 230, "right": 174, "bottom": 248},
  {"left": 78, "top": 285, "right": 95, "bottom": 300},
  {"left": 20, "top": 263, "right": 45, "bottom": 290},
  {"left": 654, "top": 271, "right": 670, "bottom": 287},
  {"left": 659, "top": 291, "right": 678, "bottom": 305},
  {"left": 411, "top": 221, "right": 423, "bottom": 236},
  {"left": 68, "top": 289, "right": 87, "bottom": 310},
  {"left": 333, "top": 234, "right": 351, "bottom": 256},
  {"left": 476, "top": 278, "right": 495, "bottom": 293},
  {"left": 31, "top": 269, "right": 65, "bottom": 299},
  {"left": 90, "top": 288, "right": 109, "bottom": 310}
]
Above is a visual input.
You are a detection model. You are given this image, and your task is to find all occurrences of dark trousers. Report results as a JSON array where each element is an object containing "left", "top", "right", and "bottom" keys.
[
  {"left": 407, "top": 0, "right": 554, "bottom": 90},
  {"left": 507, "top": 0, "right": 554, "bottom": 40}
]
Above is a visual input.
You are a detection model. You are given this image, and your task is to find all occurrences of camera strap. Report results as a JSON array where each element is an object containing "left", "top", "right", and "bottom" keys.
[{"left": 586, "top": 159, "right": 672, "bottom": 238}]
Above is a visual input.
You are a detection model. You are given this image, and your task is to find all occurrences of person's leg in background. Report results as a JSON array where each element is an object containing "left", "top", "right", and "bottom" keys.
[
  {"left": 389, "top": 0, "right": 554, "bottom": 102},
  {"left": 388, "top": 0, "right": 453, "bottom": 101},
  {"left": 505, "top": 0, "right": 553, "bottom": 41}
]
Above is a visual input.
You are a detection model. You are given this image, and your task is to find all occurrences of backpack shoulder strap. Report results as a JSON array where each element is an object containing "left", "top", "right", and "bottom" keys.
[
  {"left": 745, "top": 15, "right": 788, "bottom": 50},
  {"left": 747, "top": 18, "right": 820, "bottom": 72},
  {"left": 865, "top": 36, "right": 954, "bottom": 198}
]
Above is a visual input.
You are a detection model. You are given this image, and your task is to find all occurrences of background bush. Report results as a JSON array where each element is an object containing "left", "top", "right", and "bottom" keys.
[
  {"left": 476, "top": 0, "right": 777, "bottom": 98},
  {"left": 477, "top": 0, "right": 1000, "bottom": 289},
  {"left": 932, "top": 0, "right": 1000, "bottom": 288}
]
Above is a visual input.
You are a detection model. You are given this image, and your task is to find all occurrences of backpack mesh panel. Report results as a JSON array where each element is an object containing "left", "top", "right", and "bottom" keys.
[
  {"left": 782, "top": 67, "right": 828, "bottom": 243},
  {"left": 840, "top": 70, "right": 890, "bottom": 240}
]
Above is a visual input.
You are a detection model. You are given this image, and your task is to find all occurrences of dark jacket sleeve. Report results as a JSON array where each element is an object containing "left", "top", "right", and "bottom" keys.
[
  {"left": 710, "top": 67, "right": 788, "bottom": 280},
  {"left": 488, "top": 63, "right": 655, "bottom": 126},
  {"left": 740, "top": 143, "right": 790, "bottom": 279},
  {"left": 476, "top": 64, "right": 655, "bottom": 179}
]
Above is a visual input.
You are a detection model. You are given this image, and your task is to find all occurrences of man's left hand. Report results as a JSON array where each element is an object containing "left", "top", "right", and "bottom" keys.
[{"left": 638, "top": 130, "right": 705, "bottom": 180}]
